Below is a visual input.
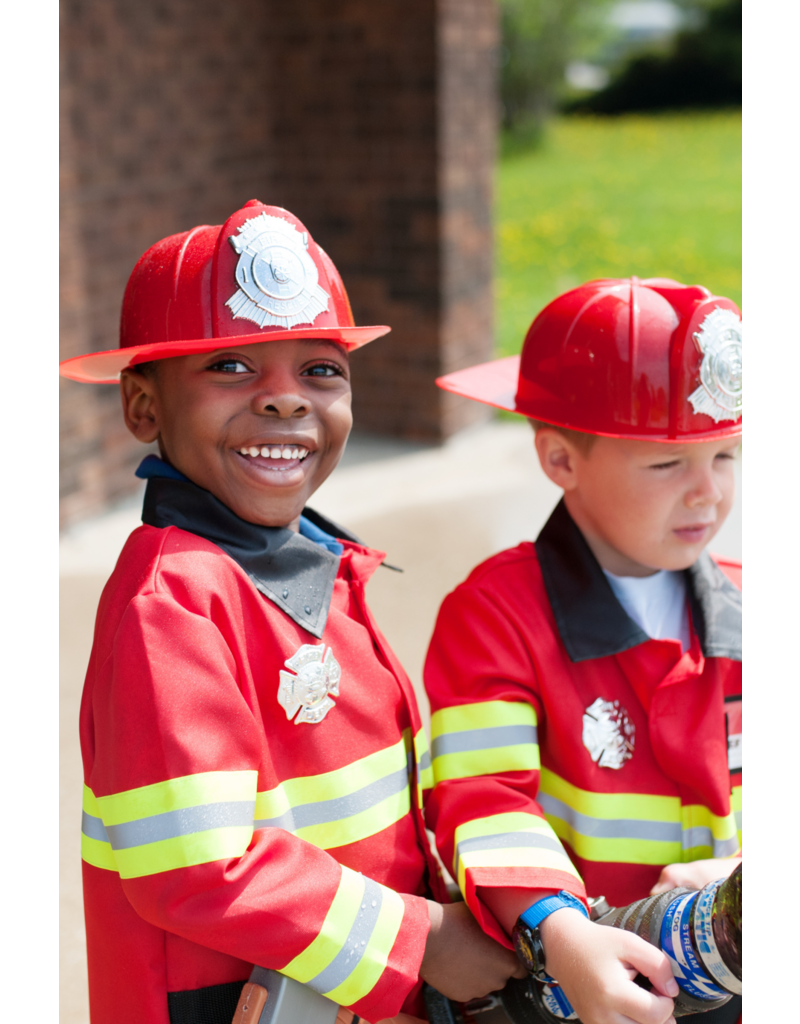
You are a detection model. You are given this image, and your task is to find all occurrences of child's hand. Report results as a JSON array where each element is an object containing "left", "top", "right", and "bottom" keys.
[
  {"left": 649, "top": 856, "right": 741, "bottom": 895},
  {"left": 540, "top": 909, "right": 678, "bottom": 1024},
  {"left": 419, "top": 901, "right": 528, "bottom": 1001}
]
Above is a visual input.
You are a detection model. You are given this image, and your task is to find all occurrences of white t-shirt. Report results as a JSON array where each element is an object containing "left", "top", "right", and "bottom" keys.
[{"left": 603, "top": 568, "right": 691, "bottom": 652}]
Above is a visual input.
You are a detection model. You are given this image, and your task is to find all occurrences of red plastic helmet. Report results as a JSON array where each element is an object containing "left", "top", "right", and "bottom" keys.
[
  {"left": 437, "top": 277, "right": 742, "bottom": 441},
  {"left": 59, "top": 200, "right": 390, "bottom": 383}
]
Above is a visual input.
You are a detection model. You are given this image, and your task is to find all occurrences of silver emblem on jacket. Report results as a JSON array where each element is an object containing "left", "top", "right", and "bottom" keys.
[
  {"left": 226, "top": 212, "right": 330, "bottom": 329},
  {"left": 688, "top": 308, "right": 742, "bottom": 423},
  {"left": 278, "top": 643, "right": 341, "bottom": 725},
  {"left": 582, "top": 697, "right": 635, "bottom": 769}
]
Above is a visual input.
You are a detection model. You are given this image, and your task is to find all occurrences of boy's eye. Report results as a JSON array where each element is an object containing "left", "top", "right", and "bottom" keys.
[
  {"left": 208, "top": 359, "right": 251, "bottom": 374},
  {"left": 649, "top": 459, "right": 680, "bottom": 470},
  {"left": 302, "top": 362, "right": 343, "bottom": 378}
]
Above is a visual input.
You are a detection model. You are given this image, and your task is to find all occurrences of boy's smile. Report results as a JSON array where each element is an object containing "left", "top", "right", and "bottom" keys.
[
  {"left": 535, "top": 430, "right": 739, "bottom": 576},
  {"left": 121, "top": 339, "right": 353, "bottom": 529}
]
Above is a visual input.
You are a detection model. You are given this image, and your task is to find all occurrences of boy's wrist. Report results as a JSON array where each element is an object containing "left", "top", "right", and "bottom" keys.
[{"left": 512, "top": 891, "right": 588, "bottom": 981}]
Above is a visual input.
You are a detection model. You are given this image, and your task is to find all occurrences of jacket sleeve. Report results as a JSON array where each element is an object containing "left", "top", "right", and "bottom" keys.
[
  {"left": 83, "top": 591, "right": 429, "bottom": 1022},
  {"left": 423, "top": 581, "right": 587, "bottom": 945}
]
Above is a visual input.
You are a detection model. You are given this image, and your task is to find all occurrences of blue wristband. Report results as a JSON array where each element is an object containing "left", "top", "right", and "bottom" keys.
[{"left": 519, "top": 890, "right": 588, "bottom": 930}]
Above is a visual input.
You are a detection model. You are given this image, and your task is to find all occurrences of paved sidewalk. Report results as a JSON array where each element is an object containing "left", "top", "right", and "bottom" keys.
[{"left": 60, "top": 421, "right": 742, "bottom": 1023}]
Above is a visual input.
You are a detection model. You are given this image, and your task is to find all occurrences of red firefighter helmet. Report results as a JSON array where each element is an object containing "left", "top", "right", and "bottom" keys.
[
  {"left": 437, "top": 277, "right": 742, "bottom": 441},
  {"left": 59, "top": 200, "right": 390, "bottom": 383}
]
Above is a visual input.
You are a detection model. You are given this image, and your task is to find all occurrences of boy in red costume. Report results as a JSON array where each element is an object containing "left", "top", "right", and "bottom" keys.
[
  {"left": 425, "top": 278, "right": 742, "bottom": 1024},
  {"left": 60, "top": 201, "right": 524, "bottom": 1024}
]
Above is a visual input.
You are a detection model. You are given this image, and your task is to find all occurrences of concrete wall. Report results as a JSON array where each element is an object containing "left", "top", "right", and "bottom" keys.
[{"left": 60, "top": 0, "right": 498, "bottom": 526}]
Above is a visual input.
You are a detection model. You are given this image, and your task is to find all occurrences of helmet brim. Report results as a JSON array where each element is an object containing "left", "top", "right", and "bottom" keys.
[
  {"left": 436, "top": 356, "right": 742, "bottom": 442},
  {"left": 60, "top": 325, "right": 391, "bottom": 384}
]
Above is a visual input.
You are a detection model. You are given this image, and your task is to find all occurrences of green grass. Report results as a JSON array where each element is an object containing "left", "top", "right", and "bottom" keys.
[{"left": 496, "top": 111, "right": 742, "bottom": 358}]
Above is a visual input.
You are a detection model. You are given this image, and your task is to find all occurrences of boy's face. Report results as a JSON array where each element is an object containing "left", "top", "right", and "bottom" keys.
[
  {"left": 121, "top": 339, "right": 352, "bottom": 529},
  {"left": 535, "top": 430, "right": 740, "bottom": 575}
]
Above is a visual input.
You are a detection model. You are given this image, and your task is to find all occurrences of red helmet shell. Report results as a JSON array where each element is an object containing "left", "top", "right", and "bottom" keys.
[
  {"left": 60, "top": 200, "right": 389, "bottom": 383},
  {"left": 437, "top": 277, "right": 742, "bottom": 441}
]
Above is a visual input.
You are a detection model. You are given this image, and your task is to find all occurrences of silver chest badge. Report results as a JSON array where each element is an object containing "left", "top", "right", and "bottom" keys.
[
  {"left": 278, "top": 643, "right": 341, "bottom": 725},
  {"left": 226, "top": 213, "right": 330, "bottom": 329},
  {"left": 688, "top": 308, "right": 742, "bottom": 423},
  {"left": 582, "top": 698, "right": 635, "bottom": 770}
]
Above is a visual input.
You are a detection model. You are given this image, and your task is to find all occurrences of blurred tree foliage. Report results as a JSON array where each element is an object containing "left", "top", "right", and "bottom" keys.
[
  {"left": 571, "top": 0, "right": 741, "bottom": 113},
  {"left": 499, "top": 0, "right": 614, "bottom": 141}
]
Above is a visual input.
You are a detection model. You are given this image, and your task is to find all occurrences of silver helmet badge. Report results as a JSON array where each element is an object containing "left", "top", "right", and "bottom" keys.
[
  {"left": 688, "top": 307, "right": 742, "bottom": 423},
  {"left": 226, "top": 212, "right": 330, "bottom": 329}
]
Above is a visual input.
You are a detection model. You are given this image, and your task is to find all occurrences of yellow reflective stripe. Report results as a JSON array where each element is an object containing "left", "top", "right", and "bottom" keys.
[
  {"left": 430, "top": 701, "right": 539, "bottom": 782},
  {"left": 96, "top": 770, "right": 258, "bottom": 824},
  {"left": 540, "top": 768, "right": 679, "bottom": 822},
  {"left": 681, "top": 804, "right": 739, "bottom": 859},
  {"left": 83, "top": 772, "right": 258, "bottom": 879},
  {"left": 81, "top": 784, "right": 117, "bottom": 870},
  {"left": 253, "top": 739, "right": 411, "bottom": 850},
  {"left": 324, "top": 888, "right": 405, "bottom": 1006},
  {"left": 255, "top": 740, "right": 407, "bottom": 820},
  {"left": 453, "top": 811, "right": 579, "bottom": 882},
  {"left": 540, "top": 768, "right": 681, "bottom": 864},
  {"left": 297, "top": 788, "right": 410, "bottom": 850},
  {"left": 283, "top": 866, "right": 365, "bottom": 983},
  {"left": 413, "top": 727, "right": 433, "bottom": 808},
  {"left": 114, "top": 827, "right": 254, "bottom": 879},
  {"left": 732, "top": 785, "right": 742, "bottom": 846},
  {"left": 539, "top": 769, "right": 741, "bottom": 866},
  {"left": 81, "top": 833, "right": 117, "bottom": 872},
  {"left": 281, "top": 865, "right": 406, "bottom": 1006}
]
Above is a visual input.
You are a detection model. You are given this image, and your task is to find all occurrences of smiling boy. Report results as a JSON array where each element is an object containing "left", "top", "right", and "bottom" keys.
[
  {"left": 425, "top": 278, "right": 742, "bottom": 1024},
  {"left": 60, "top": 201, "right": 523, "bottom": 1024}
]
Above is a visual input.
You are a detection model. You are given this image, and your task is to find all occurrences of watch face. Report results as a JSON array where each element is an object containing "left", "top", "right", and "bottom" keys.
[{"left": 512, "top": 920, "right": 546, "bottom": 979}]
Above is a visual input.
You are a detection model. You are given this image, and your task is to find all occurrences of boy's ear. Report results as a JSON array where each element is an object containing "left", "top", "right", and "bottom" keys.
[
  {"left": 120, "top": 369, "right": 161, "bottom": 444},
  {"left": 534, "top": 428, "right": 580, "bottom": 491}
]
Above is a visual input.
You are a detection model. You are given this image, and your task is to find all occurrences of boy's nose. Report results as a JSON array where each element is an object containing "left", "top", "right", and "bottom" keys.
[
  {"left": 250, "top": 370, "right": 311, "bottom": 417},
  {"left": 251, "top": 388, "right": 310, "bottom": 419},
  {"left": 685, "top": 467, "right": 723, "bottom": 507}
]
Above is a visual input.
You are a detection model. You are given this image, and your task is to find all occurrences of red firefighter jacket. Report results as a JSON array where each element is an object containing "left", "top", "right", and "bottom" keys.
[
  {"left": 424, "top": 499, "right": 742, "bottom": 951},
  {"left": 80, "top": 474, "right": 442, "bottom": 1024}
]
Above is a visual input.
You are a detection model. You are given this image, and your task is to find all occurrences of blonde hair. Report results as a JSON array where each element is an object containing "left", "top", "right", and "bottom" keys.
[{"left": 528, "top": 419, "right": 598, "bottom": 456}]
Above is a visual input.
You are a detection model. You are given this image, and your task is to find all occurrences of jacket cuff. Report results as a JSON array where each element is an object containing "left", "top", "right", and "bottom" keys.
[
  {"left": 464, "top": 867, "right": 587, "bottom": 948},
  {"left": 350, "top": 893, "right": 430, "bottom": 1022}
]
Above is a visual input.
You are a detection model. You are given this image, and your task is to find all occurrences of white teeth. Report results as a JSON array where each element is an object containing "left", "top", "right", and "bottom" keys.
[
  {"left": 291, "top": 449, "right": 299, "bottom": 459},
  {"left": 260, "top": 447, "right": 270, "bottom": 458},
  {"left": 300, "top": 450, "right": 308, "bottom": 460},
  {"left": 281, "top": 449, "right": 293, "bottom": 459},
  {"left": 269, "top": 447, "right": 280, "bottom": 458},
  {"left": 248, "top": 446, "right": 259, "bottom": 457}
]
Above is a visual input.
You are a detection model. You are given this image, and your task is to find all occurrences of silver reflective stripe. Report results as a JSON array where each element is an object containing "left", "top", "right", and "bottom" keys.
[
  {"left": 254, "top": 766, "right": 409, "bottom": 833},
  {"left": 682, "top": 826, "right": 739, "bottom": 857},
  {"left": 418, "top": 749, "right": 432, "bottom": 772},
  {"left": 734, "top": 810, "right": 742, "bottom": 829},
  {"left": 82, "top": 811, "right": 110, "bottom": 844},
  {"left": 431, "top": 724, "right": 538, "bottom": 760},
  {"left": 105, "top": 801, "right": 256, "bottom": 851},
  {"left": 538, "top": 792, "right": 681, "bottom": 843},
  {"left": 307, "top": 876, "right": 383, "bottom": 995},
  {"left": 454, "top": 830, "right": 564, "bottom": 878}
]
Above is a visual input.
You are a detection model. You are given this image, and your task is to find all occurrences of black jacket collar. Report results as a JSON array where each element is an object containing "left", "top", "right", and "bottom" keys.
[
  {"left": 142, "top": 476, "right": 363, "bottom": 639},
  {"left": 534, "top": 499, "right": 741, "bottom": 663}
]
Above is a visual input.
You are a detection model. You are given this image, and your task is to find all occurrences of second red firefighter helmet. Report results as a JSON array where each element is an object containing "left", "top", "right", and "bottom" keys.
[
  {"left": 59, "top": 200, "right": 390, "bottom": 384},
  {"left": 437, "top": 277, "right": 742, "bottom": 441}
]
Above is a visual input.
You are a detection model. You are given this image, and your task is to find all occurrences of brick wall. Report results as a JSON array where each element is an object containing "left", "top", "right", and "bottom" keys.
[{"left": 60, "top": 0, "right": 498, "bottom": 525}]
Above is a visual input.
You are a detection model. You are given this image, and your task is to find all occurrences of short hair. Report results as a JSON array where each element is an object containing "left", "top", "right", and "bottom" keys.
[{"left": 528, "top": 419, "right": 598, "bottom": 456}]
